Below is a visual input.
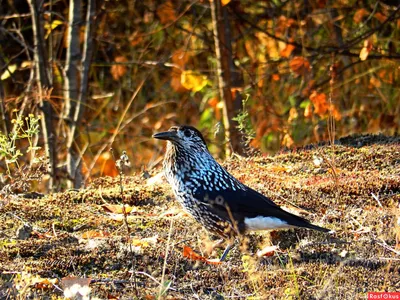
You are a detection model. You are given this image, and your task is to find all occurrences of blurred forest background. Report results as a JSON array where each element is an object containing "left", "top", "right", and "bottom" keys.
[{"left": 0, "top": 0, "right": 399, "bottom": 191}]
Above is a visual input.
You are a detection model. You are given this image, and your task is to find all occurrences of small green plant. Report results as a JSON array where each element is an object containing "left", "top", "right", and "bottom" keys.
[
  {"left": 0, "top": 112, "right": 41, "bottom": 175},
  {"left": 285, "top": 253, "right": 300, "bottom": 299},
  {"left": 233, "top": 95, "right": 256, "bottom": 146}
]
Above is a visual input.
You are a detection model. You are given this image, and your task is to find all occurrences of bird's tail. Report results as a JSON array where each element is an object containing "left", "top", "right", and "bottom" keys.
[
  {"left": 278, "top": 207, "right": 331, "bottom": 233},
  {"left": 302, "top": 222, "right": 331, "bottom": 233}
]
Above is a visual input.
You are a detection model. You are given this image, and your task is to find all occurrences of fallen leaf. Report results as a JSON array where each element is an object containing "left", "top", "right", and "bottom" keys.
[
  {"left": 339, "top": 249, "right": 348, "bottom": 258},
  {"left": 183, "top": 245, "right": 222, "bottom": 265},
  {"left": 33, "top": 277, "right": 59, "bottom": 289},
  {"left": 131, "top": 236, "right": 158, "bottom": 248},
  {"left": 101, "top": 204, "right": 134, "bottom": 214},
  {"left": 81, "top": 230, "right": 110, "bottom": 239},
  {"left": 268, "top": 165, "right": 288, "bottom": 173},
  {"left": 61, "top": 277, "right": 91, "bottom": 299},
  {"left": 313, "top": 155, "right": 323, "bottom": 166},
  {"left": 131, "top": 238, "right": 150, "bottom": 247},
  {"left": 159, "top": 207, "right": 185, "bottom": 218},
  {"left": 256, "top": 245, "right": 279, "bottom": 257}
]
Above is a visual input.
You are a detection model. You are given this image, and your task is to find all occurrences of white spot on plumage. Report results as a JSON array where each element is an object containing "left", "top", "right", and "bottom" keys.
[{"left": 244, "top": 216, "right": 292, "bottom": 231}]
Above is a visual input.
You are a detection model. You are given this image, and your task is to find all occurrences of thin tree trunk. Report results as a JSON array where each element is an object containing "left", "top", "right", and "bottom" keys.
[
  {"left": 64, "top": 0, "right": 82, "bottom": 188},
  {"left": 210, "top": 0, "right": 244, "bottom": 156},
  {"left": 64, "top": 0, "right": 97, "bottom": 188},
  {"left": 27, "top": 0, "right": 56, "bottom": 190},
  {"left": 64, "top": 0, "right": 81, "bottom": 122},
  {"left": 0, "top": 80, "right": 10, "bottom": 135}
]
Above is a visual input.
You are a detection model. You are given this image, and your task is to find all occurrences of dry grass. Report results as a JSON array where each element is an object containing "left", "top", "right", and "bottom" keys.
[{"left": 0, "top": 134, "right": 399, "bottom": 299}]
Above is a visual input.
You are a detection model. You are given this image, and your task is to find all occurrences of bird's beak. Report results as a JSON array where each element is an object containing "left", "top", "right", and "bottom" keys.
[{"left": 152, "top": 130, "right": 178, "bottom": 141}]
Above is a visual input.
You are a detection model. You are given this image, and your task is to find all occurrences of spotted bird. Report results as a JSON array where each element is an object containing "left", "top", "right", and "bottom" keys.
[{"left": 153, "top": 125, "right": 329, "bottom": 260}]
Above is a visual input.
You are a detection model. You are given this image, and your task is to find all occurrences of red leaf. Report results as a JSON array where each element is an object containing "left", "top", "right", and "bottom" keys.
[{"left": 182, "top": 246, "right": 223, "bottom": 265}]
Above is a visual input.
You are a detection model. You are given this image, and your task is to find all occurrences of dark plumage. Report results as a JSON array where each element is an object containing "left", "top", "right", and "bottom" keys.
[{"left": 153, "top": 125, "right": 329, "bottom": 259}]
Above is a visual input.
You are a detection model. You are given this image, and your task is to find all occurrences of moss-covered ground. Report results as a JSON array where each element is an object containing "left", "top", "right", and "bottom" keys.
[{"left": 1, "top": 134, "right": 399, "bottom": 299}]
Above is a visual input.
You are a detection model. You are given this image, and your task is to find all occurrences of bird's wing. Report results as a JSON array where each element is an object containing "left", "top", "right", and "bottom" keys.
[
  {"left": 193, "top": 186, "right": 280, "bottom": 217},
  {"left": 192, "top": 186, "right": 328, "bottom": 232}
]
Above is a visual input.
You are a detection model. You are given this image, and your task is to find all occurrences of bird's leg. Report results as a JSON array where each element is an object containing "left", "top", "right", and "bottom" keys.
[{"left": 219, "top": 243, "right": 235, "bottom": 261}]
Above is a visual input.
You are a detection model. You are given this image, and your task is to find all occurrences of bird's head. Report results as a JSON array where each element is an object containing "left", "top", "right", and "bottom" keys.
[{"left": 153, "top": 125, "right": 208, "bottom": 151}]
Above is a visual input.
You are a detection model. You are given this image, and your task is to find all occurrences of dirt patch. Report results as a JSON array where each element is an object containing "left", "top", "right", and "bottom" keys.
[{"left": 1, "top": 134, "right": 399, "bottom": 299}]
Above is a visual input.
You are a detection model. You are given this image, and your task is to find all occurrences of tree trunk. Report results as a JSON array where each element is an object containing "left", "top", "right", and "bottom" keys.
[
  {"left": 64, "top": 0, "right": 97, "bottom": 188},
  {"left": 27, "top": 0, "right": 56, "bottom": 190},
  {"left": 210, "top": 0, "right": 244, "bottom": 156},
  {"left": 64, "top": 0, "right": 82, "bottom": 188},
  {"left": 0, "top": 80, "right": 10, "bottom": 136}
]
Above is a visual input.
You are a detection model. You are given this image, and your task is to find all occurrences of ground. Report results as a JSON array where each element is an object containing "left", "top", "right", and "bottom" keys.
[{"left": 0, "top": 134, "right": 399, "bottom": 299}]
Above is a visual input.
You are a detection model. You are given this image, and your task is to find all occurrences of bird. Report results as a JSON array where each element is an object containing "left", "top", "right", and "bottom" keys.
[{"left": 153, "top": 125, "right": 330, "bottom": 260}]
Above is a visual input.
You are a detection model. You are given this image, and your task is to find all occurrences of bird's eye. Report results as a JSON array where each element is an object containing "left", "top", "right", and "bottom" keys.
[{"left": 184, "top": 129, "right": 192, "bottom": 137}]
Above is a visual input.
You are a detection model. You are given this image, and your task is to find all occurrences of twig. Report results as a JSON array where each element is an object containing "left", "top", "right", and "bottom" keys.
[
  {"left": 132, "top": 271, "right": 177, "bottom": 292},
  {"left": 377, "top": 240, "right": 400, "bottom": 256},
  {"left": 0, "top": 13, "right": 32, "bottom": 20},
  {"left": 159, "top": 218, "right": 174, "bottom": 298},
  {"left": 111, "top": 149, "right": 138, "bottom": 297},
  {"left": 134, "top": 271, "right": 162, "bottom": 285},
  {"left": 52, "top": 222, "right": 57, "bottom": 237},
  {"left": 378, "top": 257, "right": 400, "bottom": 261},
  {"left": 371, "top": 193, "right": 383, "bottom": 208}
]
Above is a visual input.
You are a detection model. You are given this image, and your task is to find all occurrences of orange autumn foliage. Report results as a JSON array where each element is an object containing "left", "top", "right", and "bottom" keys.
[
  {"left": 310, "top": 91, "right": 329, "bottom": 116},
  {"left": 156, "top": 0, "right": 176, "bottom": 24},
  {"left": 111, "top": 56, "right": 128, "bottom": 81},
  {"left": 280, "top": 43, "right": 295, "bottom": 58},
  {"left": 290, "top": 56, "right": 311, "bottom": 76},
  {"left": 309, "top": 91, "right": 341, "bottom": 120}
]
